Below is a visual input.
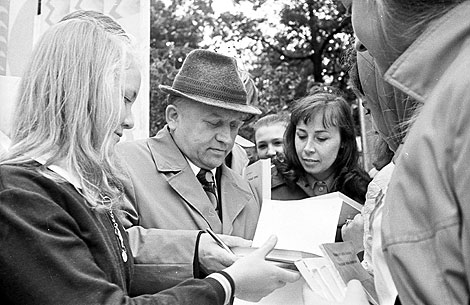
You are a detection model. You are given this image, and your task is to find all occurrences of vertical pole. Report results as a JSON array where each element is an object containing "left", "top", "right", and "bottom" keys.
[{"left": 358, "top": 97, "right": 371, "bottom": 171}]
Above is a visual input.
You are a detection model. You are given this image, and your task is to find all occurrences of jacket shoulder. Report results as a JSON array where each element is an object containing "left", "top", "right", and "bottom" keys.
[
  {"left": 338, "top": 168, "right": 371, "bottom": 204},
  {"left": 116, "top": 138, "right": 152, "bottom": 154}
]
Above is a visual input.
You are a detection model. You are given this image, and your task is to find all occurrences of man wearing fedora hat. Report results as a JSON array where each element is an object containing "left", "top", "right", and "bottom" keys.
[{"left": 117, "top": 49, "right": 263, "bottom": 294}]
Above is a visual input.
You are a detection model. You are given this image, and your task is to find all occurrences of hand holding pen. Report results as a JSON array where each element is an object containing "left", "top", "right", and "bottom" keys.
[
  {"left": 204, "top": 227, "right": 236, "bottom": 255},
  {"left": 198, "top": 228, "right": 252, "bottom": 273},
  {"left": 201, "top": 230, "right": 300, "bottom": 302}
]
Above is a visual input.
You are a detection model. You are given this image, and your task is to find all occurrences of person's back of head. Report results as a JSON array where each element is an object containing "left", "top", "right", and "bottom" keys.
[
  {"left": 345, "top": 0, "right": 463, "bottom": 73},
  {"left": 381, "top": 0, "right": 463, "bottom": 39}
]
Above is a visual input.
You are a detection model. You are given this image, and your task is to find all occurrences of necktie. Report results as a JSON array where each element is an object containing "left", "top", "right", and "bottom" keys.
[{"left": 197, "top": 169, "right": 219, "bottom": 210}]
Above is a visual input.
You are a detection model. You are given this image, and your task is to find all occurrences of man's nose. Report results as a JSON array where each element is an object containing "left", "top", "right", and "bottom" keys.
[{"left": 215, "top": 125, "right": 232, "bottom": 144}]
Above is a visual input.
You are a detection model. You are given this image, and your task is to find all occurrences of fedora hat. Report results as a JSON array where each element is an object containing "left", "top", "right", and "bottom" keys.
[{"left": 159, "top": 49, "right": 261, "bottom": 115}]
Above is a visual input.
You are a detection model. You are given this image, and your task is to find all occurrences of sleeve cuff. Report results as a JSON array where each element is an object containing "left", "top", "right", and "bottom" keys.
[
  {"left": 193, "top": 230, "right": 204, "bottom": 278},
  {"left": 207, "top": 271, "right": 235, "bottom": 305}
]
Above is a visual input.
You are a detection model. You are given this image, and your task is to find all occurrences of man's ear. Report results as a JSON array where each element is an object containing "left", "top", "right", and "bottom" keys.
[{"left": 166, "top": 105, "right": 179, "bottom": 131}]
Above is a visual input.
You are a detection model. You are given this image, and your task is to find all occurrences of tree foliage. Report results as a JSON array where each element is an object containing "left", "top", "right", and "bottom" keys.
[
  {"left": 149, "top": 0, "right": 215, "bottom": 135},
  {"left": 149, "top": 0, "right": 353, "bottom": 137},
  {"left": 211, "top": 0, "right": 353, "bottom": 114}
]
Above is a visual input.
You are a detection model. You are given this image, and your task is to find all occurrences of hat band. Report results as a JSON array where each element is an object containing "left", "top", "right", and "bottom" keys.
[{"left": 172, "top": 75, "right": 246, "bottom": 105}]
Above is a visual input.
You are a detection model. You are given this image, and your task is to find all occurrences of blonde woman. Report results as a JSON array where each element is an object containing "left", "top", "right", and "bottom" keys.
[{"left": 0, "top": 11, "right": 298, "bottom": 305}]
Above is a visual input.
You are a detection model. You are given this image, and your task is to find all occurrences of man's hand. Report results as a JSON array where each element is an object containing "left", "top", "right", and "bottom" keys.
[
  {"left": 198, "top": 233, "right": 252, "bottom": 273},
  {"left": 224, "top": 235, "right": 300, "bottom": 302},
  {"left": 341, "top": 213, "right": 364, "bottom": 253},
  {"left": 302, "top": 279, "right": 369, "bottom": 305}
]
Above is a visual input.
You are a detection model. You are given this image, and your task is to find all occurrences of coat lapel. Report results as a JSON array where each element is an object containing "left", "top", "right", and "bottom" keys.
[
  {"left": 219, "top": 165, "right": 252, "bottom": 235},
  {"left": 147, "top": 127, "right": 222, "bottom": 231}
]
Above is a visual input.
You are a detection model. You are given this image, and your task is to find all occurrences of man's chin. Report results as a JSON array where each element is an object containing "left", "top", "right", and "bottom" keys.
[{"left": 202, "top": 157, "right": 225, "bottom": 170}]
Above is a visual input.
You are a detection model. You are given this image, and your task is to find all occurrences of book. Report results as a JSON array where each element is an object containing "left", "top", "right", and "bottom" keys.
[
  {"left": 231, "top": 246, "right": 319, "bottom": 270},
  {"left": 243, "top": 158, "right": 271, "bottom": 201},
  {"left": 334, "top": 192, "right": 363, "bottom": 226},
  {"left": 295, "top": 241, "right": 379, "bottom": 305},
  {"left": 251, "top": 192, "right": 363, "bottom": 255}
]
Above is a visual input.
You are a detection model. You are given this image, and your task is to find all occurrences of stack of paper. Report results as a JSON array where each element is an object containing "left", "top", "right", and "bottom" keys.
[{"left": 252, "top": 192, "right": 361, "bottom": 255}]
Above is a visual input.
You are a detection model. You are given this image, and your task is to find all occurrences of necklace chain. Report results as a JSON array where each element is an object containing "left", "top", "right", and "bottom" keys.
[
  {"left": 108, "top": 209, "right": 128, "bottom": 262},
  {"left": 100, "top": 195, "right": 128, "bottom": 262}
]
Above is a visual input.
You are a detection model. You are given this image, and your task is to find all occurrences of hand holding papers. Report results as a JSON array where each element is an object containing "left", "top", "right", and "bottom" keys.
[
  {"left": 296, "top": 241, "right": 378, "bottom": 305},
  {"left": 234, "top": 192, "right": 364, "bottom": 305}
]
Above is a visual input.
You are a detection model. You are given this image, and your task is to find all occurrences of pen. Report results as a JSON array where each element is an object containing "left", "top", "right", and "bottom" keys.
[{"left": 204, "top": 227, "right": 235, "bottom": 255}]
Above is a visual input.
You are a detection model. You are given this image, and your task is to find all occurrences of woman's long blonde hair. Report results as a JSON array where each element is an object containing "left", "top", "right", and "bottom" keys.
[{"left": 2, "top": 11, "right": 137, "bottom": 208}]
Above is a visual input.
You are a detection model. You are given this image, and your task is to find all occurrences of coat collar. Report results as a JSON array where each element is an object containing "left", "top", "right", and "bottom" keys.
[
  {"left": 384, "top": 1, "right": 470, "bottom": 104},
  {"left": 148, "top": 126, "right": 188, "bottom": 172},
  {"left": 147, "top": 126, "right": 251, "bottom": 234}
]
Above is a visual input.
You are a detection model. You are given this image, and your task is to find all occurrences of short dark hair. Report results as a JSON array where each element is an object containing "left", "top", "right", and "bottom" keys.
[{"left": 282, "top": 91, "right": 359, "bottom": 183}]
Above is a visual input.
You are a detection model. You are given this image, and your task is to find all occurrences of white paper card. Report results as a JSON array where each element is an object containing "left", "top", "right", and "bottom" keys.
[{"left": 252, "top": 196, "right": 343, "bottom": 255}]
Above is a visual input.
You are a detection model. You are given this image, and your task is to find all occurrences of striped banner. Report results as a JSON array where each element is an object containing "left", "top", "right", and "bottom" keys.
[
  {"left": 1, "top": 0, "right": 149, "bottom": 139},
  {"left": 0, "top": 0, "right": 10, "bottom": 75}
]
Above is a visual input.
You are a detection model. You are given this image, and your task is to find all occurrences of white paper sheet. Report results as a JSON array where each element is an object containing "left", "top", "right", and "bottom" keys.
[{"left": 252, "top": 195, "right": 344, "bottom": 255}]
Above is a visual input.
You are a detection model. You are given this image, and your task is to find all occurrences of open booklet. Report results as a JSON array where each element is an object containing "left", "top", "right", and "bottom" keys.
[
  {"left": 295, "top": 241, "right": 379, "bottom": 305},
  {"left": 251, "top": 192, "right": 363, "bottom": 255}
]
